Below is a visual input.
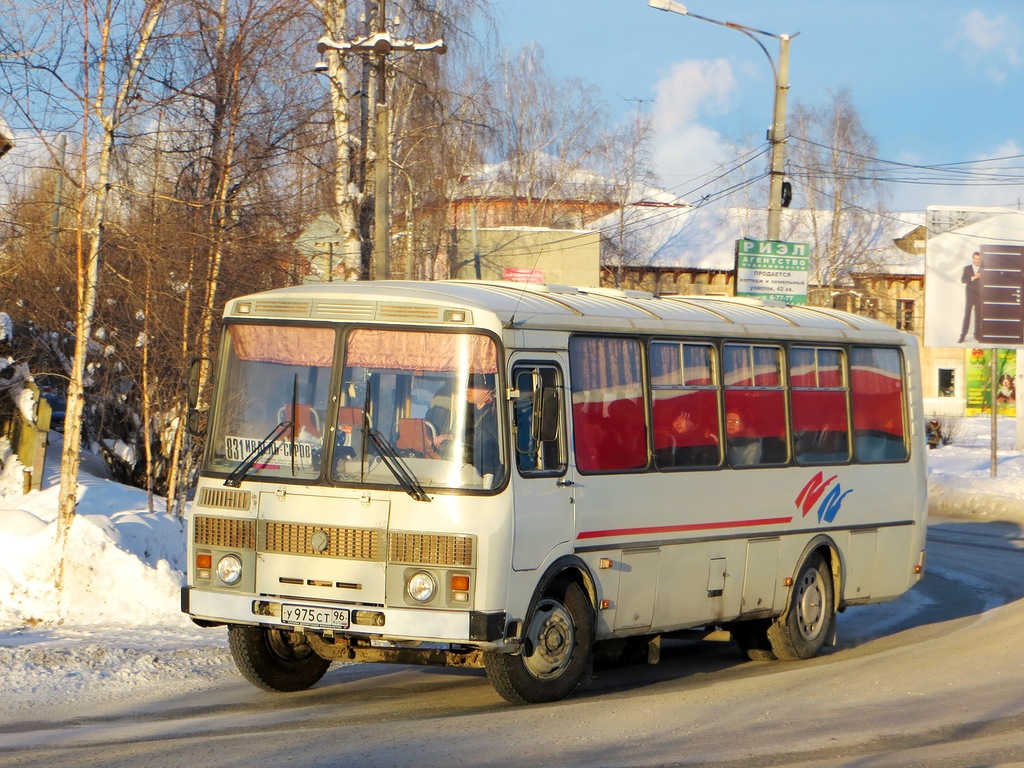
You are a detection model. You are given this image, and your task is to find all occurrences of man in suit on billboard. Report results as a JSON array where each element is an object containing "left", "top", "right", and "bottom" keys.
[{"left": 959, "top": 251, "right": 983, "bottom": 343}]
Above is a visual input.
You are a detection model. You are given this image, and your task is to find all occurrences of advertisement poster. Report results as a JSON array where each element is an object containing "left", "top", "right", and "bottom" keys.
[
  {"left": 924, "top": 206, "right": 1024, "bottom": 348},
  {"left": 965, "top": 348, "right": 1016, "bottom": 416},
  {"left": 734, "top": 239, "right": 810, "bottom": 305}
]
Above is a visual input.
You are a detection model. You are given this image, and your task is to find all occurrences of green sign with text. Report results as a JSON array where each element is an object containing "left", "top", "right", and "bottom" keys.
[{"left": 735, "top": 239, "right": 810, "bottom": 305}]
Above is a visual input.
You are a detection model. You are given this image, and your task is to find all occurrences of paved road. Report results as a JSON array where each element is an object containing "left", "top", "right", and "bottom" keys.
[{"left": 4, "top": 516, "right": 1024, "bottom": 768}]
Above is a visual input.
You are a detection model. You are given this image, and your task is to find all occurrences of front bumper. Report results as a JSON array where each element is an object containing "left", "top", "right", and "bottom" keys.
[{"left": 182, "top": 587, "right": 505, "bottom": 643}]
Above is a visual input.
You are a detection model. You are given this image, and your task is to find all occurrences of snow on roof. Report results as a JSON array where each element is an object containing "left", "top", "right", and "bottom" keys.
[
  {"left": 588, "top": 202, "right": 926, "bottom": 276},
  {"left": 454, "top": 152, "right": 667, "bottom": 203}
]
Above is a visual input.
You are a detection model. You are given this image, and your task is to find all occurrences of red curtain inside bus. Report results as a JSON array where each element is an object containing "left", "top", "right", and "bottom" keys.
[
  {"left": 850, "top": 347, "right": 907, "bottom": 462},
  {"left": 570, "top": 337, "right": 647, "bottom": 472}
]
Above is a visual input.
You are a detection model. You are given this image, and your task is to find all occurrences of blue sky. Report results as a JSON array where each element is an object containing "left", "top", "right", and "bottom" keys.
[{"left": 492, "top": 1, "right": 1024, "bottom": 214}]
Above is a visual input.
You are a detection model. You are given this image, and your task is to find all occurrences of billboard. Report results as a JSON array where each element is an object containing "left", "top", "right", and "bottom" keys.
[
  {"left": 924, "top": 206, "right": 1024, "bottom": 348},
  {"left": 734, "top": 239, "right": 810, "bottom": 305},
  {"left": 965, "top": 348, "right": 1016, "bottom": 417}
]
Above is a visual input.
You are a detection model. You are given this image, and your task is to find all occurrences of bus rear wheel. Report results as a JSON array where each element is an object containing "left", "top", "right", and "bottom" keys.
[
  {"left": 767, "top": 552, "right": 834, "bottom": 660},
  {"left": 228, "top": 624, "right": 331, "bottom": 692},
  {"left": 484, "top": 580, "right": 594, "bottom": 705}
]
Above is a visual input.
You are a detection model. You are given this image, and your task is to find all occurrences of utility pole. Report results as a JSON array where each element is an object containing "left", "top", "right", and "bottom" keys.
[
  {"left": 766, "top": 34, "right": 791, "bottom": 242},
  {"left": 317, "top": 4, "right": 445, "bottom": 281}
]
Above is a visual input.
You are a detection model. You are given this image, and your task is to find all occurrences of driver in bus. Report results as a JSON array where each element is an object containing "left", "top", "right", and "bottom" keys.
[{"left": 433, "top": 373, "right": 502, "bottom": 486}]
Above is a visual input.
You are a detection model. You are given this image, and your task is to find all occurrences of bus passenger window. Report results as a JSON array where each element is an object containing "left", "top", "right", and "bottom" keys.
[
  {"left": 851, "top": 347, "right": 907, "bottom": 463},
  {"left": 569, "top": 337, "right": 647, "bottom": 473},
  {"left": 650, "top": 341, "right": 720, "bottom": 469},
  {"left": 790, "top": 347, "right": 850, "bottom": 465},
  {"left": 723, "top": 343, "right": 787, "bottom": 467}
]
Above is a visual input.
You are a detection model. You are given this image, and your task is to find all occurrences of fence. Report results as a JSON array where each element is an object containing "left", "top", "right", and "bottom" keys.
[{"left": 0, "top": 381, "right": 51, "bottom": 493}]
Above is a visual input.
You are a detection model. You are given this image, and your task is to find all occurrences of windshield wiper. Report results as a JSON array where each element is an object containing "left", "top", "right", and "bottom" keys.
[
  {"left": 365, "top": 428, "right": 431, "bottom": 503},
  {"left": 224, "top": 420, "right": 292, "bottom": 488}
]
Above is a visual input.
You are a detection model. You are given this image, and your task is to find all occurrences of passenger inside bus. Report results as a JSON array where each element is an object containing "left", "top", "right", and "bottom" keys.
[
  {"left": 725, "top": 411, "right": 762, "bottom": 466},
  {"left": 653, "top": 408, "right": 719, "bottom": 468}
]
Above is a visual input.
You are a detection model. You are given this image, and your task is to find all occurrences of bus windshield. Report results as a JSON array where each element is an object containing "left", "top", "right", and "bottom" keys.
[
  {"left": 332, "top": 328, "right": 505, "bottom": 491},
  {"left": 205, "top": 323, "right": 335, "bottom": 482}
]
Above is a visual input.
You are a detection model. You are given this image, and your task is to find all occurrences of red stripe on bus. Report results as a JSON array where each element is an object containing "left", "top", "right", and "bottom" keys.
[{"left": 576, "top": 516, "right": 794, "bottom": 540}]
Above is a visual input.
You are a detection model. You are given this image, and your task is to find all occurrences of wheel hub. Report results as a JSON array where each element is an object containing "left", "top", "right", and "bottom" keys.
[
  {"left": 523, "top": 600, "right": 576, "bottom": 679},
  {"left": 796, "top": 571, "right": 824, "bottom": 641}
]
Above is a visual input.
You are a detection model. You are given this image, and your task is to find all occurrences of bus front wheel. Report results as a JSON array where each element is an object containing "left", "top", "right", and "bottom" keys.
[
  {"left": 228, "top": 624, "right": 331, "bottom": 692},
  {"left": 484, "top": 580, "right": 594, "bottom": 705},
  {"left": 767, "top": 552, "right": 835, "bottom": 660}
]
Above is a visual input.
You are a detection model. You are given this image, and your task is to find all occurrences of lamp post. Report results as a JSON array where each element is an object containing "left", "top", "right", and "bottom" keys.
[
  {"left": 648, "top": 0, "right": 796, "bottom": 241},
  {"left": 317, "top": 3, "right": 445, "bottom": 281}
]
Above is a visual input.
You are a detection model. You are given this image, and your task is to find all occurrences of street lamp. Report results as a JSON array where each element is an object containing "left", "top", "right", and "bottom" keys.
[{"left": 648, "top": 0, "right": 797, "bottom": 241}]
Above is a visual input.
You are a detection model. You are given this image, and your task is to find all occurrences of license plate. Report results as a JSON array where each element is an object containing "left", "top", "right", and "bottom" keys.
[{"left": 281, "top": 604, "right": 350, "bottom": 629}]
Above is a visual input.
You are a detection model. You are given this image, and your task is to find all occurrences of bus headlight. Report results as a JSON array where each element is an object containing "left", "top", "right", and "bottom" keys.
[
  {"left": 217, "top": 554, "right": 243, "bottom": 585},
  {"left": 407, "top": 571, "right": 437, "bottom": 603}
]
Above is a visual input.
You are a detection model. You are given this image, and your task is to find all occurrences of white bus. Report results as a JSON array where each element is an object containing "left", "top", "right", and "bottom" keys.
[{"left": 183, "top": 280, "right": 927, "bottom": 704}]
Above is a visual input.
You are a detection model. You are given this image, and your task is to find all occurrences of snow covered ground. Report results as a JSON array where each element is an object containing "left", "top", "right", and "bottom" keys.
[
  {"left": 2, "top": 415, "right": 1024, "bottom": 713},
  {"left": 0, "top": 435, "right": 237, "bottom": 712}
]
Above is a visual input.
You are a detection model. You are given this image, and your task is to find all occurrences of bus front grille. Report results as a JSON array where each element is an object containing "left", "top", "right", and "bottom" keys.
[
  {"left": 264, "top": 522, "right": 381, "bottom": 560},
  {"left": 389, "top": 532, "right": 475, "bottom": 567},
  {"left": 197, "top": 487, "right": 252, "bottom": 511},
  {"left": 194, "top": 516, "right": 256, "bottom": 549}
]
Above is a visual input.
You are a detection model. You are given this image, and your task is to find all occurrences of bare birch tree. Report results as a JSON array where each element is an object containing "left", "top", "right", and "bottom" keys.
[
  {"left": 480, "top": 45, "right": 605, "bottom": 226},
  {"left": 0, "top": 0, "right": 167, "bottom": 586},
  {"left": 597, "top": 105, "right": 660, "bottom": 288},
  {"left": 786, "top": 89, "right": 889, "bottom": 303}
]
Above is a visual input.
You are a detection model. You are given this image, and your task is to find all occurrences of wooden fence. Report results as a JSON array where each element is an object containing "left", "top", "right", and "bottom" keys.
[{"left": 0, "top": 381, "right": 51, "bottom": 493}]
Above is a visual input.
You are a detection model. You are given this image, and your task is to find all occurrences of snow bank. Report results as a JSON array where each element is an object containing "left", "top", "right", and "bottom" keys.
[{"left": 0, "top": 436, "right": 188, "bottom": 629}]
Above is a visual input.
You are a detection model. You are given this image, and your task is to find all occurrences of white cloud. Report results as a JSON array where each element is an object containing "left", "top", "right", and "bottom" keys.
[
  {"left": 650, "top": 59, "right": 739, "bottom": 196},
  {"left": 951, "top": 10, "right": 1021, "bottom": 82},
  {"left": 651, "top": 59, "right": 736, "bottom": 129}
]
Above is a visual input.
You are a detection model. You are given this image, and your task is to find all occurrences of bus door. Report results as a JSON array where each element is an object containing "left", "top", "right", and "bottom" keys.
[{"left": 509, "top": 359, "right": 574, "bottom": 571}]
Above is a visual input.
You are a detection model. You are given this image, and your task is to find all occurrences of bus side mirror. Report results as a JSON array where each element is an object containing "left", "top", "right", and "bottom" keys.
[
  {"left": 533, "top": 386, "right": 559, "bottom": 442},
  {"left": 187, "top": 358, "right": 203, "bottom": 409},
  {"left": 187, "top": 409, "right": 205, "bottom": 436}
]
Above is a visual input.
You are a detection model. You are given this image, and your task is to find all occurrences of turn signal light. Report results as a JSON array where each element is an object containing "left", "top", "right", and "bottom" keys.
[
  {"left": 451, "top": 575, "right": 470, "bottom": 591},
  {"left": 196, "top": 553, "right": 212, "bottom": 578}
]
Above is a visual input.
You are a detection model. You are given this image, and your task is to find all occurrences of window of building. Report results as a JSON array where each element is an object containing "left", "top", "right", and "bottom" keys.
[
  {"left": 938, "top": 368, "right": 955, "bottom": 397},
  {"left": 896, "top": 299, "right": 915, "bottom": 331}
]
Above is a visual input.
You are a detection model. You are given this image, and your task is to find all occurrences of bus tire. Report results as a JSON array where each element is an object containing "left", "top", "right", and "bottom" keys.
[
  {"left": 228, "top": 624, "right": 331, "bottom": 692},
  {"left": 730, "top": 619, "right": 777, "bottom": 661},
  {"left": 483, "top": 580, "right": 594, "bottom": 705},
  {"left": 767, "top": 552, "right": 834, "bottom": 661}
]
